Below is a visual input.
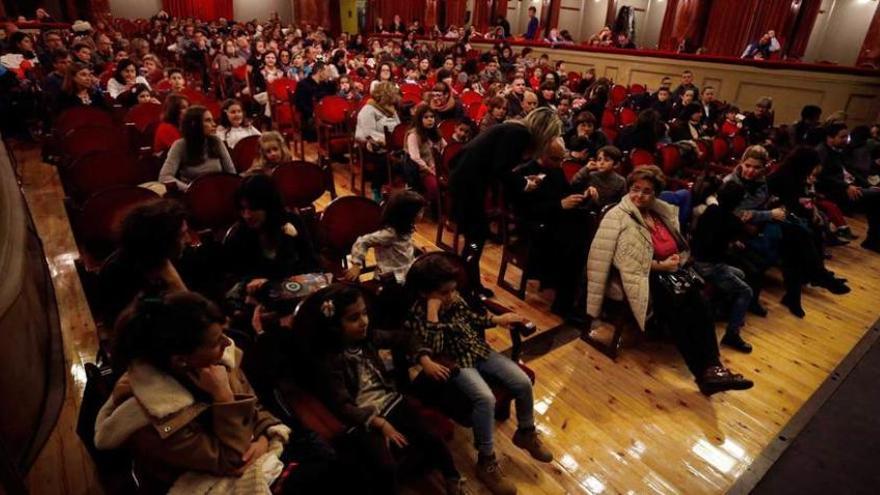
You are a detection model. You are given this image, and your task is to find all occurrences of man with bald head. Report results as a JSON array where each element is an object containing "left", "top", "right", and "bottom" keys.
[{"left": 505, "top": 136, "right": 592, "bottom": 321}]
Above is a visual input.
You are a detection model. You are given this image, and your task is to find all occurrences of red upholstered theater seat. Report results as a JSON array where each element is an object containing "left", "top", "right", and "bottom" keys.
[
  {"left": 183, "top": 172, "right": 243, "bottom": 233},
  {"left": 272, "top": 161, "right": 329, "bottom": 210},
  {"left": 230, "top": 135, "right": 261, "bottom": 173},
  {"left": 318, "top": 196, "right": 383, "bottom": 276}
]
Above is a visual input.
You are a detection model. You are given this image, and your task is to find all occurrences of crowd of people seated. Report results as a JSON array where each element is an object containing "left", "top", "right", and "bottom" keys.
[{"left": 2, "top": 8, "right": 880, "bottom": 495}]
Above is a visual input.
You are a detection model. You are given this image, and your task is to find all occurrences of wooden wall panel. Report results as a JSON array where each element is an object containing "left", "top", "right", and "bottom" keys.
[{"left": 470, "top": 40, "right": 880, "bottom": 126}]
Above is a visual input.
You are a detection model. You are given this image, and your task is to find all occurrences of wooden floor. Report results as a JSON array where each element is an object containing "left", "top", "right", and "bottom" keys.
[{"left": 17, "top": 141, "right": 880, "bottom": 495}]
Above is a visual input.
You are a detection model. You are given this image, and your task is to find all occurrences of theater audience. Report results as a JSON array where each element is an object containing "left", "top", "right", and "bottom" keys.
[
  {"left": 816, "top": 123, "right": 880, "bottom": 252},
  {"left": 586, "top": 165, "right": 754, "bottom": 395},
  {"left": 725, "top": 145, "right": 849, "bottom": 317},
  {"left": 405, "top": 256, "right": 552, "bottom": 495},
  {"left": 159, "top": 105, "right": 236, "bottom": 192},
  {"left": 302, "top": 284, "right": 468, "bottom": 494},
  {"left": 9, "top": 15, "right": 880, "bottom": 494}
]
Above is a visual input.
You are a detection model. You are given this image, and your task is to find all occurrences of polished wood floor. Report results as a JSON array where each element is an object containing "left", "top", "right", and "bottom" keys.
[{"left": 17, "top": 141, "right": 880, "bottom": 495}]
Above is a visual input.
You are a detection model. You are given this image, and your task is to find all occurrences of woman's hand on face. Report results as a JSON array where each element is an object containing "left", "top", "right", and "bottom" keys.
[{"left": 189, "top": 365, "right": 234, "bottom": 403}]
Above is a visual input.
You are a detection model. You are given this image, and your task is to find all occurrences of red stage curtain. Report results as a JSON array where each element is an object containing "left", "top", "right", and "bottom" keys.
[
  {"left": 444, "top": 0, "right": 467, "bottom": 28},
  {"left": 702, "top": 0, "right": 760, "bottom": 56},
  {"left": 857, "top": 2, "right": 880, "bottom": 67},
  {"left": 162, "top": 0, "right": 232, "bottom": 21},
  {"left": 295, "top": 0, "right": 341, "bottom": 33},
  {"left": 658, "top": 0, "right": 711, "bottom": 51}
]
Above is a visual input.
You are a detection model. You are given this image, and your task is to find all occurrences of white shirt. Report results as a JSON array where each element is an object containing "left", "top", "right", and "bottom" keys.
[
  {"left": 107, "top": 76, "right": 150, "bottom": 99},
  {"left": 216, "top": 125, "right": 262, "bottom": 149}
]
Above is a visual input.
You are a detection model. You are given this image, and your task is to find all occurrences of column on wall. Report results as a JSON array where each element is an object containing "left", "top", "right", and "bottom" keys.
[{"left": 857, "top": 0, "right": 880, "bottom": 67}]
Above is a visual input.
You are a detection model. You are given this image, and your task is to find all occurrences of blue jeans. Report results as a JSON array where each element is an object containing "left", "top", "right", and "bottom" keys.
[
  {"left": 450, "top": 351, "right": 535, "bottom": 456},
  {"left": 694, "top": 262, "right": 752, "bottom": 334}
]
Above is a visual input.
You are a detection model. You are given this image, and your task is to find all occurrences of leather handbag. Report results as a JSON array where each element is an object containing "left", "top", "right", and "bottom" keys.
[{"left": 651, "top": 266, "right": 704, "bottom": 308}]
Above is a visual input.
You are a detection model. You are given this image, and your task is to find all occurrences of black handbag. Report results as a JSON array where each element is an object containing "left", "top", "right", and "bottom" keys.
[{"left": 651, "top": 266, "right": 704, "bottom": 308}]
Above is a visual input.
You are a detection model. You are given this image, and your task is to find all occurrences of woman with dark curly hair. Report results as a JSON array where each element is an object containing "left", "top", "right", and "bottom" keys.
[{"left": 97, "top": 199, "right": 190, "bottom": 328}]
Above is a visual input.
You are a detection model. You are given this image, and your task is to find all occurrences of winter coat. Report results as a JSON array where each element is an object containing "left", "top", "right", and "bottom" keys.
[
  {"left": 585, "top": 194, "right": 685, "bottom": 330},
  {"left": 94, "top": 341, "right": 290, "bottom": 495}
]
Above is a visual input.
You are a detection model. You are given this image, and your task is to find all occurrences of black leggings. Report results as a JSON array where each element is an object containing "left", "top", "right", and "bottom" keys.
[{"left": 351, "top": 400, "right": 458, "bottom": 494}]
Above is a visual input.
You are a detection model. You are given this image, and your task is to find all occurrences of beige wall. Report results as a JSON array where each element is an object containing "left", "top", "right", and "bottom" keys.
[
  {"left": 804, "top": 0, "right": 878, "bottom": 66},
  {"left": 472, "top": 41, "right": 880, "bottom": 126},
  {"left": 233, "top": 0, "right": 292, "bottom": 23},
  {"left": 109, "top": 0, "right": 161, "bottom": 20}
]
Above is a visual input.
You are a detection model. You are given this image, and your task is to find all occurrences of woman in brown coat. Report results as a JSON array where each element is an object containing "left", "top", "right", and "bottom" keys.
[{"left": 94, "top": 291, "right": 333, "bottom": 494}]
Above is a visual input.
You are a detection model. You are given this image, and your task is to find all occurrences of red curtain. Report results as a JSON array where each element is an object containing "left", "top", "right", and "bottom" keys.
[
  {"left": 702, "top": 0, "right": 818, "bottom": 58},
  {"left": 444, "top": 0, "right": 467, "bottom": 28},
  {"left": 294, "top": 0, "right": 341, "bottom": 33},
  {"left": 367, "top": 0, "right": 428, "bottom": 30},
  {"left": 658, "top": 0, "right": 711, "bottom": 51},
  {"left": 162, "top": 0, "right": 232, "bottom": 21},
  {"left": 857, "top": 2, "right": 880, "bottom": 67},
  {"left": 702, "top": 0, "right": 760, "bottom": 56}
]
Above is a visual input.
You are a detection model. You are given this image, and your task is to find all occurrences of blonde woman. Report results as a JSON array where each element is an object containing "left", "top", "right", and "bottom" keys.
[
  {"left": 355, "top": 81, "right": 401, "bottom": 200},
  {"left": 448, "top": 107, "right": 563, "bottom": 296}
]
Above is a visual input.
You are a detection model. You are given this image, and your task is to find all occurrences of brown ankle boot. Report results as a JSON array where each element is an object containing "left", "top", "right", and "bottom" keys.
[
  {"left": 476, "top": 454, "right": 517, "bottom": 495},
  {"left": 512, "top": 428, "right": 554, "bottom": 463}
]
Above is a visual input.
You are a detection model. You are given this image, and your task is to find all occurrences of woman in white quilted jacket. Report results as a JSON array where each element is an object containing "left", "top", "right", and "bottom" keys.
[{"left": 585, "top": 165, "right": 753, "bottom": 396}]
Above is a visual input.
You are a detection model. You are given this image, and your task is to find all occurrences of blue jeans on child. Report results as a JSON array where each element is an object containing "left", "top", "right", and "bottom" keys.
[
  {"left": 693, "top": 262, "right": 753, "bottom": 334},
  {"left": 450, "top": 351, "right": 535, "bottom": 456}
]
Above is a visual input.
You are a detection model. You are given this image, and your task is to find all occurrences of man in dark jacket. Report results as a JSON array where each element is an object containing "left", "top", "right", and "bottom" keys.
[
  {"left": 816, "top": 122, "right": 880, "bottom": 252},
  {"left": 294, "top": 61, "right": 336, "bottom": 141}
]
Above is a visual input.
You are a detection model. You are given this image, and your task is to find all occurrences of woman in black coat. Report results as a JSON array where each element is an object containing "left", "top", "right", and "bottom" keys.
[{"left": 448, "top": 108, "right": 563, "bottom": 294}]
